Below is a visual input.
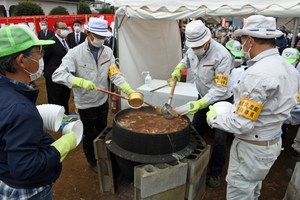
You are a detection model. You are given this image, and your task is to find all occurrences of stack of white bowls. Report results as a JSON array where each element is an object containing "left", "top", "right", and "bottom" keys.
[{"left": 36, "top": 104, "right": 65, "bottom": 132}]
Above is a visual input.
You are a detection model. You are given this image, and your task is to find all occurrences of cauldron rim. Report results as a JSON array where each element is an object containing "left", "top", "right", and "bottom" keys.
[{"left": 105, "top": 130, "right": 200, "bottom": 163}]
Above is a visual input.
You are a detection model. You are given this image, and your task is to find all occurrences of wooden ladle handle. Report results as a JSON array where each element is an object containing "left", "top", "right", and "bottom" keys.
[
  {"left": 97, "top": 88, "right": 129, "bottom": 100},
  {"left": 168, "top": 78, "right": 178, "bottom": 101},
  {"left": 143, "top": 101, "right": 156, "bottom": 108}
]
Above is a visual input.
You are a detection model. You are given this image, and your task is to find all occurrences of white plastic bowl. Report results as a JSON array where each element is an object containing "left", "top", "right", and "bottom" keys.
[
  {"left": 174, "top": 104, "right": 193, "bottom": 115},
  {"left": 62, "top": 120, "right": 83, "bottom": 146},
  {"left": 213, "top": 101, "right": 233, "bottom": 115}
]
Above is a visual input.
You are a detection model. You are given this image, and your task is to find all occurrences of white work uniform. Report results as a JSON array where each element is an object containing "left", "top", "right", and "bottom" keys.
[
  {"left": 228, "top": 61, "right": 247, "bottom": 99},
  {"left": 180, "top": 39, "right": 233, "bottom": 104},
  {"left": 208, "top": 48, "right": 300, "bottom": 199},
  {"left": 285, "top": 69, "right": 300, "bottom": 153},
  {"left": 52, "top": 39, "right": 127, "bottom": 109}
]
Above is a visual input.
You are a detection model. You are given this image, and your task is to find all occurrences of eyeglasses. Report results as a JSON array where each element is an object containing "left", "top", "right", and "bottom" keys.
[{"left": 31, "top": 49, "right": 45, "bottom": 58}]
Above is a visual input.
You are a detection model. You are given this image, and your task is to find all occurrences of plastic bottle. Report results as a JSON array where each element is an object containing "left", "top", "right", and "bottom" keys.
[{"left": 142, "top": 71, "right": 152, "bottom": 87}]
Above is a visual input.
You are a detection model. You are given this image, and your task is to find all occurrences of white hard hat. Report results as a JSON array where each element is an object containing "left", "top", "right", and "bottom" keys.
[
  {"left": 185, "top": 20, "right": 211, "bottom": 48},
  {"left": 84, "top": 17, "right": 112, "bottom": 37},
  {"left": 234, "top": 15, "right": 282, "bottom": 39}
]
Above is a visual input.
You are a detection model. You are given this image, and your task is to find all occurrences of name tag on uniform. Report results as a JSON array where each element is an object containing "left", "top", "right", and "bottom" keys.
[
  {"left": 236, "top": 97, "right": 263, "bottom": 121},
  {"left": 101, "top": 53, "right": 108, "bottom": 60},
  {"left": 214, "top": 74, "right": 228, "bottom": 86}
]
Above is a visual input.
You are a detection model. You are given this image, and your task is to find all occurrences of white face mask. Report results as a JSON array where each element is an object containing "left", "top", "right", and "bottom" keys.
[
  {"left": 74, "top": 26, "right": 81, "bottom": 33},
  {"left": 41, "top": 25, "right": 47, "bottom": 30},
  {"left": 221, "top": 32, "right": 226, "bottom": 36},
  {"left": 242, "top": 38, "right": 251, "bottom": 60},
  {"left": 24, "top": 58, "right": 44, "bottom": 82},
  {"left": 91, "top": 37, "right": 105, "bottom": 48},
  {"left": 59, "top": 29, "right": 69, "bottom": 38},
  {"left": 193, "top": 47, "right": 206, "bottom": 57}
]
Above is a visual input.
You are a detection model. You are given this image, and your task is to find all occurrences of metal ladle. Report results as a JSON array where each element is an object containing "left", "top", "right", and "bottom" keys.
[
  {"left": 97, "top": 88, "right": 144, "bottom": 109},
  {"left": 159, "top": 78, "right": 178, "bottom": 119}
]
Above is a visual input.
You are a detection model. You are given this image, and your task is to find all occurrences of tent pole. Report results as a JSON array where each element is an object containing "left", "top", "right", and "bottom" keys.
[
  {"left": 291, "top": 17, "right": 299, "bottom": 48},
  {"left": 114, "top": 11, "right": 119, "bottom": 62}
]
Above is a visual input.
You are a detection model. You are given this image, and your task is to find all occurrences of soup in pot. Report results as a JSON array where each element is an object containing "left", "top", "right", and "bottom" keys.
[{"left": 116, "top": 108, "right": 189, "bottom": 134}]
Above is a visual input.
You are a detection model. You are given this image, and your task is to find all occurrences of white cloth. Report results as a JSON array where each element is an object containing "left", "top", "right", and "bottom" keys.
[
  {"left": 52, "top": 39, "right": 127, "bottom": 109},
  {"left": 180, "top": 39, "right": 233, "bottom": 105},
  {"left": 209, "top": 48, "right": 300, "bottom": 141},
  {"left": 226, "top": 137, "right": 282, "bottom": 200},
  {"left": 117, "top": 17, "right": 182, "bottom": 89},
  {"left": 114, "top": 1, "right": 300, "bottom": 20},
  {"left": 137, "top": 79, "right": 198, "bottom": 119}
]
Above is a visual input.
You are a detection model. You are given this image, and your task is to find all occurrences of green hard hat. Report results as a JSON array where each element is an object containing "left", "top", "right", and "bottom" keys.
[{"left": 0, "top": 24, "right": 55, "bottom": 57}]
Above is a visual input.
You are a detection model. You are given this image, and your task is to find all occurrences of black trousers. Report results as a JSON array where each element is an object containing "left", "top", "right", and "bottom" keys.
[
  {"left": 192, "top": 96, "right": 233, "bottom": 177},
  {"left": 45, "top": 76, "right": 70, "bottom": 114},
  {"left": 78, "top": 101, "right": 109, "bottom": 166}
]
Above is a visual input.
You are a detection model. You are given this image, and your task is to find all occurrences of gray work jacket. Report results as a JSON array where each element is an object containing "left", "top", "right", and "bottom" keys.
[
  {"left": 180, "top": 39, "right": 233, "bottom": 105},
  {"left": 209, "top": 48, "right": 300, "bottom": 141},
  {"left": 52, "top": 39, "right": 126, "bottom": 109}
]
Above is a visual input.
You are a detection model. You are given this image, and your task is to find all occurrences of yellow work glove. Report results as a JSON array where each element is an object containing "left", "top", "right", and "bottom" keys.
[
  {"left": 120, "top": 82, "right": 135, "bottom": 95},
  {"left": 51, "top": 132, "right": 77, "bottom": 162},
  {"left": 206, "top": 106, "right": 217, "bottom": 122},
  {"left": 187, "top": 98, "right": 208, "bottom": 115},
  {"left": 171, "top": 63, "right": 185, "bottom": 81},
  {"left": 71, "top": 77, "right": 97, "bottom": 91}
]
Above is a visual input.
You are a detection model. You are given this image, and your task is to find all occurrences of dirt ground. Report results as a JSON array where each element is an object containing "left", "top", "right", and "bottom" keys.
[{"left": 34, "top": 77, "right": 296, "bottom": 200}]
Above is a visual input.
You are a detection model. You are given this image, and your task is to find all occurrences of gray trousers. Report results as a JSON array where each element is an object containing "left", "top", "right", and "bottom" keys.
[
  {"left": 226, "top": 137, "right": 282, "bottom": 200},
  {"left": 292, "top": 127, "right": 300, "bottom": 153}
]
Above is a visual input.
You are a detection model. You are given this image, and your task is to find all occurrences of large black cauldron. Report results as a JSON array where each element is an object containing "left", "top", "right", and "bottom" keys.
[{"left": 105, "top": 107, "right": 201, "bottom": 179}]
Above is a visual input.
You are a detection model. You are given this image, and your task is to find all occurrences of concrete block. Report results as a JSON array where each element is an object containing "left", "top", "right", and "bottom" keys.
[
  {"left": 135, "top": 184, "right": 186, "bottom": 200},
  {"left": 183, "top": 145, "right": 211, "bottom": 200},
  {"left": 185, "top": 167, "right": 207, "bottom": 200},
  {"left": 93, "top": 127, "right": 111, "bottom": 160},
  {"left": 134, "top": 162, "right": 188, "bottom": 199},
  {"left": 93, "top": 127, "right": 115, "bottom": 194},
  {"left": 96, "top": 159, "right": 115, "bottom": 194}
]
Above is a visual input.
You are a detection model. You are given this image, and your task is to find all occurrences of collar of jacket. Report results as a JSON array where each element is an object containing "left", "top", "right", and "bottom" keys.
[
  {"left": 246, "top": 48, "right": 279, "bottom": 69},
  {"left": 0, "top": 75, "right": 39, "bottom": 103}
]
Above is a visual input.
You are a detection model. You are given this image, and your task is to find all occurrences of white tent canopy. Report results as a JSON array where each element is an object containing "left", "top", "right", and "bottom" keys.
[
  {"left": 114, "top": 0, "right": 300, "bottom": 108},
  {"left": 115, "top": 0, "right": 300, "bottom": 19}
]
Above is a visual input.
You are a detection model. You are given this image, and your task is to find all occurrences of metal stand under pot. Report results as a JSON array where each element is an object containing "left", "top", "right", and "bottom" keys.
[{"left": 105, "top": 107, "right": 206, "bottom": 179}]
